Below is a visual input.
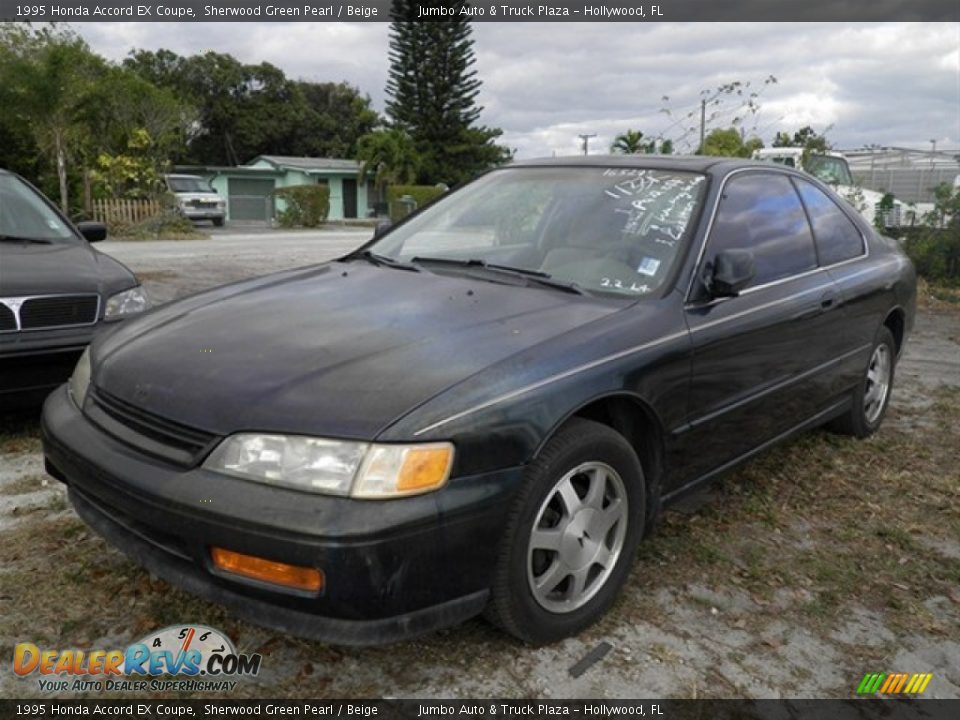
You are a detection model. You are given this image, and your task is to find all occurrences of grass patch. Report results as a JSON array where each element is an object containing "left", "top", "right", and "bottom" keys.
[
  {"left": 917, "top": 278, "right": 960, "bottom": 312},
  {"left": 0, "top": 412, "right": 42, "bottom": 454},
  {"left": 0, "top": 474, "right": 46, "bottom": 496},
  {"left": 633, "top": 381, "right": 960, "bottom": 636}
]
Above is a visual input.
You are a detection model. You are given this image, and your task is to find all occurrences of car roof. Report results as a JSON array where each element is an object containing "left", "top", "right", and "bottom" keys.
[{"left": 508, "top": 154, "right": 774, "bottom": 176}]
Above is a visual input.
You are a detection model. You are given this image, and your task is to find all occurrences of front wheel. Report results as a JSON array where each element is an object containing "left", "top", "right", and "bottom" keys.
[
  {"left": 485, "top": 418, "right": 645, "bottom": 644},
  {"left": 830, "top": 326, "right": 896, "bottom": 438}
]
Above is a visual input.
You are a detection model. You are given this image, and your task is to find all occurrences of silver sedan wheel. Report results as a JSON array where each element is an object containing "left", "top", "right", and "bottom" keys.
[
  {"left": 526, "top": 462, "right": 628, "bottom": 614},
  {"left": 864, "top": 344, "right": 892, "bottom": 424}
]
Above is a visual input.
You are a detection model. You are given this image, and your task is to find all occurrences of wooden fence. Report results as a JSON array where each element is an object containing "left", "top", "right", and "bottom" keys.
[{"left": 91, "top": 198, "right": 165, "bottom": 226}]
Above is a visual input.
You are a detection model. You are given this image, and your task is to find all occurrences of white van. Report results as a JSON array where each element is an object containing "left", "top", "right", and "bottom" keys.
[{"left": 164, "top": 174, "right": 227, "bottom": 227}]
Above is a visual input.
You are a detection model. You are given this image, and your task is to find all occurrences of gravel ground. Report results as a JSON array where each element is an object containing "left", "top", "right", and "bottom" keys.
[{"left": 1, "top": 230, "right": 958, "bottom": 700}]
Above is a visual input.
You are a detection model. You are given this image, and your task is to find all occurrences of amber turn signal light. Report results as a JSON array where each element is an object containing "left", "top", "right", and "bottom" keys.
[{"left": 211, "top": 547, "right": 323, "bottom": 592}]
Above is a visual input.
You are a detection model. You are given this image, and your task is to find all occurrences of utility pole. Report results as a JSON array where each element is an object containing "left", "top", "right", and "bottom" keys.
[
  {"left": 578, "top": 133, "right": 596, "bottom": 156},
  {"left": 930, "top": 139, "right": 936, "bottom": 168},
  {"left": 699, "top": 99, "right": 706, "bottom": 154}
]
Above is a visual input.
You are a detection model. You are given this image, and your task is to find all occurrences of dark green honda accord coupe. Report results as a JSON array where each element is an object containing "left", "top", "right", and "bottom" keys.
[{"left": 43, "top": 156, "right": 915, "bottom": 645}]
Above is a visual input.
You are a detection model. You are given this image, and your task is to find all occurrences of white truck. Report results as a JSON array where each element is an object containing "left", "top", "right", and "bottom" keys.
[{"left": 752, "top": 148, "right": 902, "bottom": 228}]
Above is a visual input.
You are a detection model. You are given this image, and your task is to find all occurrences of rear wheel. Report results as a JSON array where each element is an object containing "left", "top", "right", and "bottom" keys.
[
  {"left": 486, "top": 418, "right": 645, "bottom": 644},
  {"left": 830, "top": 326, "right": 896, "bottom": 438}
]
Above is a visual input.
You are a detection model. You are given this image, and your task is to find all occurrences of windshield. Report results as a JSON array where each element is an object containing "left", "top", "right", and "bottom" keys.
[
  {"left": 369, "top": 167, "right": 707, "bottom": 298},
  {"left": 805, "top": 156, "right": 854, "bottom": 186},
  {"left": 0, "top": 174, "right": 76, "bottom": 242},
  {"left": 167, "top": 176, "right": 215, "bottom": 193},
  {"left": 770, "top": 156, "right": 797, "bottom": 168}
]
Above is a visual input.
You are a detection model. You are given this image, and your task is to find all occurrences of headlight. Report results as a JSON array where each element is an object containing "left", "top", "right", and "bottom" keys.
[
  {"left": 105, "top": 286, "right": 150, "bottom": 319},
  {"left": 69, "top": 348, "right": 91, "bottom": 407},
  {"left": 202, "top": 434, "right": 454, "bottom": 499}
]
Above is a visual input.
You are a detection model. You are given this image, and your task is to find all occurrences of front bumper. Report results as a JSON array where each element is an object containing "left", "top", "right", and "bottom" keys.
[
  {"left": 180, "top": 208, "right": 225, "bottom": 221},
  {"left": 41, "top": 386, "right": 523, "bottom": 645},
  {"left": 1, "top": 324, "right": 105, "bottom": 406}
]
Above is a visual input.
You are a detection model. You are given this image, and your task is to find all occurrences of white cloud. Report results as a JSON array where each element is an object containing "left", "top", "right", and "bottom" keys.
[{"left": 75, "top": 21, "right": 960, "bottom": 158}]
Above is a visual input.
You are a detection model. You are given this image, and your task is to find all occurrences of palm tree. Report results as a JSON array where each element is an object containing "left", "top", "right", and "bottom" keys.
[
  {"left": 610, "top": 129, "right": 646, "bottom": 155},
  {"left": 356, "top": 128, "right": 420, "bottom": 212}
]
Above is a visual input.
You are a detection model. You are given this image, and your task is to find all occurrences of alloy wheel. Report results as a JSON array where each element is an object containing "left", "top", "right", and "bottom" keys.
[
  {"left": 526, "top": 462, "right": 628, "bottom": 614},
  {"left": 864, "top": 344, "right": 892, "bottom": 424}
]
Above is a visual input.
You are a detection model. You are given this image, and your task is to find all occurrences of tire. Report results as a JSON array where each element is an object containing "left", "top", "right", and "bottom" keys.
[
  {"left": 829, "top": 326, "right": 896, "bottom": 438},
  {"left": 485, "top": 418, "right": 646, "bottom": 644},
  {"left": 213, "top": 218, "right": 225, "bottom": 227}
]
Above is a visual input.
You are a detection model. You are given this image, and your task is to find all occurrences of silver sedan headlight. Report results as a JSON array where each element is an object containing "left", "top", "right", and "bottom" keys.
[
  {"left": 69, "top": 348, "right": 91, "bottom": 407},
  {"left": 105, "top": 286, "right": 150, "bottom": 319},
  {"left": 202, "top": 434, "right": 454, "bottom": 499}
]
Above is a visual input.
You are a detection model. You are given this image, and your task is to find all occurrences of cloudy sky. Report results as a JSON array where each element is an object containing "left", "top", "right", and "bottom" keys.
[{"left": 77, "top": 22, "right": 959, "bottom": 159}]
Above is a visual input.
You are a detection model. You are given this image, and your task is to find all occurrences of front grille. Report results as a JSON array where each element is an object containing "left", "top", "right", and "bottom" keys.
[
  {"left": 0, "top": 304, "right": 15, "bottom": 332},
  {"left": 20, "top": 295, "right": 98, "bottom": 329},
  {"left": 86, "top": 388, "right": 218, "bottom": 467},
  {"left": 0, "top": 294, "right": 99, "bottom": 332}
]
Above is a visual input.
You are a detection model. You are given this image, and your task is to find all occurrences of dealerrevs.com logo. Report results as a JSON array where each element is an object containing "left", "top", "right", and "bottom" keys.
[{"left": 13, "top": 625, "right": 262, "bottom": 693}]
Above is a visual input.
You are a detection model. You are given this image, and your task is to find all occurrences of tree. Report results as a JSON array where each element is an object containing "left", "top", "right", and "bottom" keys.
[
  {"left": 292, "top": 81, "right": 379, "bottom": 158},
  {"left": 385, "top": 1, "right": 509, "bottom": 185},
  {"left": 610, "top": 130, "right": 646, "bottom": 154},
  {"left": 700, "top": 128, "right": 764, "bottom": 158},
  {"left": 772, "top": 125, "right": 830, "bottom": 153},
  {"left": 78, "top": 66, "right": 195, "bottom": 205},
  {"left": 356, "top": 128, "right": 420, "bottom": 208},
  {"left": 0, "top": 25, "right": 104, "bottom": 211},
  {"left": 125, "top": 49, "right": 380, "bottom": 166}
]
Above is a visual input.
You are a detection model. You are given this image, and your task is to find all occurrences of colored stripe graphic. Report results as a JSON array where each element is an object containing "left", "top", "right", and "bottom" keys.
[
  {"left": 857, "top": 672, "right": 932, "bottom": 695},
  {"left": 857, "top": 673, "right": 883, "bottom": 694}
]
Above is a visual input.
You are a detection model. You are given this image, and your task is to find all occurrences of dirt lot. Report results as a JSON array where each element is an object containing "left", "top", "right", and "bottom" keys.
[{"left": 1, "top": 233, "right": 958, "bottom": 700}]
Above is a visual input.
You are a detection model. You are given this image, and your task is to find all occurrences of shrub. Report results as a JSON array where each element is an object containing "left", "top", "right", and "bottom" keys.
[
  {"left": 386, "top": 185, "right": 446, "bottom": 221},
  {"left": 273, "top": 184, "right": 330, "bottom": 228},
  {"left": 900, "top": 228, "right": 960, "bottom": 286},
  {"left": 899, "top": 183, "right": 960, "bottom": 286}
]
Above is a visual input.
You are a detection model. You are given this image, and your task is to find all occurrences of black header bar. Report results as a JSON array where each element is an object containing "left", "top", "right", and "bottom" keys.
[{"left": 0, "top": 0, "right": 958, "bottom": 23}]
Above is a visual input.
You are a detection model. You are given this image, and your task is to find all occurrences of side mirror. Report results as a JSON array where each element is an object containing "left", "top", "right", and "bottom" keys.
[
  {"left": 708, "top": 249, "right": 755, "bottom": 297},
  {"left": 77, "top": 221, "right": 107, "bottom": 243},
  {"left": 373, "top": 219, "right": 392, "bottom": 238}
]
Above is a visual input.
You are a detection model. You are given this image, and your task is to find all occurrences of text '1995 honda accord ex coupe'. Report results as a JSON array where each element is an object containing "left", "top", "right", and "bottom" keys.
[{"left": 42, "top": 157, "right": 916, "bottom": 645}]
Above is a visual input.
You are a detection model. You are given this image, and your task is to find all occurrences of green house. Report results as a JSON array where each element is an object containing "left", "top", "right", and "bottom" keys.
[{"left": 175, "top": 155, "right": 374, "bottom": 223}]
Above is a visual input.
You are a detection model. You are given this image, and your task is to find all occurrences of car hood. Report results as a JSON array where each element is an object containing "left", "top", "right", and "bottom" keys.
[
  {"left": 93, "top": 261, "right": 621, "bottom": 439},
  {"left": 0, "top": 241, "right": 133, "bottom": 298}
]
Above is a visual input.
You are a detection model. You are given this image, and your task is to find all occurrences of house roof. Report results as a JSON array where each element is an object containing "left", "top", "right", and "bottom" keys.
[{"left": 251, "top": 155, "right": 360, "bottom": 173}]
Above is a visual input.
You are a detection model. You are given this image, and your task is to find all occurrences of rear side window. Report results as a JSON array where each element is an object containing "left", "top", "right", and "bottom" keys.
[
  {"left": 707, "top": 173, "right": 817, "bottom": 287},
  {"left": 794, "top": 179, "right": 865, "bottom": 265}
]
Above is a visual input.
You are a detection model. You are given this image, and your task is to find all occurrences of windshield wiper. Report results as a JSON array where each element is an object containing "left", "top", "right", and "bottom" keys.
[
  {"left": 0, "top": 234, "right": 53, "bottom": 245},
  {"left": 349, "top": 250, "right": 421, "bottom": 272},
  {"left": 412, "top": 256, "right": 588, "bottom": 296}
]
